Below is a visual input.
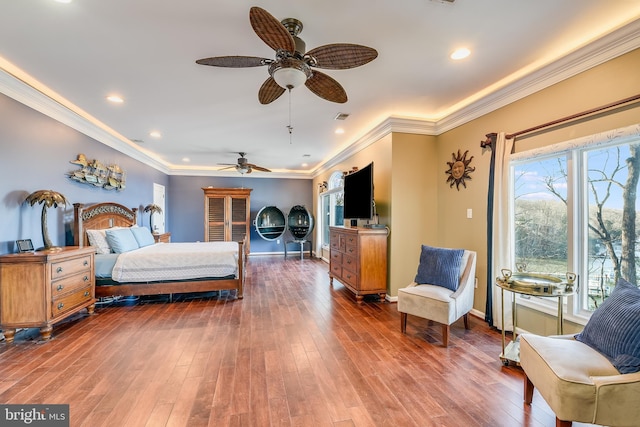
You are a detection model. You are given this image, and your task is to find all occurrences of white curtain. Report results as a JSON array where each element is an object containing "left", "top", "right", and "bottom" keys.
[{"left": 491, "top": 132, "right": 514, "bottom": 331}]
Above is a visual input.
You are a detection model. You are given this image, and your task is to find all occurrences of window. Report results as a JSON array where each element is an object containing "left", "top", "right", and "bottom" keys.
[
  {"left": 319, "top": 171, "right": 344, "bottom": 250},
  {"left": 511, "top": 126, "right": 640, "bottom": 317}
]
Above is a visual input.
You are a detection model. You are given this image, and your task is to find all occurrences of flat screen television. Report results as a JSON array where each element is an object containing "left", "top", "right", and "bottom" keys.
[{"left": 343, "top": 162, "right": 374, "bottom": 220}]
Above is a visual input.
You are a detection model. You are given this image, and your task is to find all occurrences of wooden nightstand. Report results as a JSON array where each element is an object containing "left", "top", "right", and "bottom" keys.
[
  {"left": 153, "top": 232, "right": 171, "bottom": 243},
  {"left": 0, "top": 246, "right": 96, "bottom": 342}
]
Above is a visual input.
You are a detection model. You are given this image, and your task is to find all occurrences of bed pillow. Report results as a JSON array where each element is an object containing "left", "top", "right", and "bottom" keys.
[
  {"left": 86, "top": 229, "right": 111, "bottom": 254},
  {"left": 105, "top": 228, "right": 140, "bottom": 253},
  {"left": 131, "top": 227, "right": 156, "bottom": 247},
  {"left": 575, "top": 278, "right": 640, "bottom": 373},
  {"left": 414, "top": 245, "right": 464, "bottom": 291}
]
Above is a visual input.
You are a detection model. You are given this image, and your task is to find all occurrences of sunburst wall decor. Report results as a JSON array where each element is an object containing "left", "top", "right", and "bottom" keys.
[{"left": 445, "top": 149, "right": 475, "bottom": 190}]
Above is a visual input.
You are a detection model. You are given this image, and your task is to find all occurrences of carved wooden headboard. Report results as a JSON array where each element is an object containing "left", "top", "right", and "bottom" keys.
[{"left": 73, "top": 202, "right": 138, "bottom": 247}]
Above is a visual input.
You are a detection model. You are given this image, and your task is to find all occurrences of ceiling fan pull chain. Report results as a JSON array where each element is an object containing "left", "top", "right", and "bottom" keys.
[{"left": 287, "top": 88, "right": 293, "bottom": 144}]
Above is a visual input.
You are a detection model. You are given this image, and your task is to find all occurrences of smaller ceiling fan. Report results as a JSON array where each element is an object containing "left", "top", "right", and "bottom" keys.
[
  {"left": 218, "top": 152, "right": 271, "bottom": 174},
  {"left": 196, "top": 6, "right": 377, "bottom": 104}
]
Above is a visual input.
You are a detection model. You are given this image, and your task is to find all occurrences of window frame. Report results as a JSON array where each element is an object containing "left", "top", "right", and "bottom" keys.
[
  {"left": 318, "top": 171, "right": 344, "bottom": 255},
  {"left": 508, "top": 124, "right": 640, "bottom": 324}
]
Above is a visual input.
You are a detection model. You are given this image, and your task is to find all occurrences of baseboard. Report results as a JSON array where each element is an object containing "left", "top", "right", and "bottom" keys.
[
  {"left": 469, "top": 308, "right": 485, "bottom": 319},
  {"left": 247, "top": 251, "right": 315, "bottom": 258}
]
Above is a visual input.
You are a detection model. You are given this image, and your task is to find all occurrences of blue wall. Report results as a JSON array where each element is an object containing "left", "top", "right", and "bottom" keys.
[
  {"left": 0, "top": 93, "right": 313, "bottom": 255},
  {"left": 0, "top": 93, "right": 168, "bottom": 254},
  {"left": 168, "top": 175, "right": 313, "bottom": 253}
]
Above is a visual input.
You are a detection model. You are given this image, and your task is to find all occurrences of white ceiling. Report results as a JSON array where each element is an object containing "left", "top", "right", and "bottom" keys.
[{"left": 1, "top": 0, "right": 640, "bottom": 178}]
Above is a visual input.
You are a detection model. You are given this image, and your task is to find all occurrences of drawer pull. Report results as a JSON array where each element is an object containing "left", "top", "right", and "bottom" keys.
[
  {"left": 56, "top": 284, "right": 64, "bottom": 291},
  {"left": 84, "top": 291, "right": 90, "bottom": 297},
  {"left": 83, "top": 275, "right": 89, "bottom": 282},
  {"left": 83, "top": 260, "right": 89, "bottom": 266},
  {"left": 56, "top": 267, "right": 63, "bottom": 273},
  {"left": 346, "top": 260, "right": 352, "bottom": 264},
  {"left": 57, "top": 302, "right": 64, "bottom": 310}
]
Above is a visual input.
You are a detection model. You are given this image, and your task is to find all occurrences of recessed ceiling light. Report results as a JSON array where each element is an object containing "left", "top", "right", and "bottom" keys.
[
  {"left": 450, "top": 48, "right": 470, "bottom": 60},
  {"left": 335, "top": 128, "right": 345, "bottom": 134},
  {"left": 182, "top": 157, "right": 190, "bottom": 162},
  {"left": 302, "top": 163, "right": 308, "bottom": 167},
  {"left": 54, "top": 0, "right": 72, "bottom": 3},
  {"left": 149, "top": 131, "right": 162, "bottom": 138},
  {"left": 106, "top": 95, "right": 124, "bottom": 103}
]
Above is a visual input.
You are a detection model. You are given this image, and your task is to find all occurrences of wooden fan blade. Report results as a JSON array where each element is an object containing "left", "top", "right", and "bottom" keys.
[
  {"left": 247, "top": 163, "right": 271, "bottom": 172},
  {"left": 196, "top": 56, "right": 270, "bottom": 68},
  {"left": 305, "top": 71, "right": 347, "bottom": 103},
  {"left": 306, "top": 44, "right": 378, "bottom": 70},
  {"left": 250, "top": 7, "right": 295, "bottom": 53},
  {"left": 217, "top": 165, "right": 236, "bottom": 171},
  {"left": 258, "top": 77, "right": 286, "bottom": 104}
]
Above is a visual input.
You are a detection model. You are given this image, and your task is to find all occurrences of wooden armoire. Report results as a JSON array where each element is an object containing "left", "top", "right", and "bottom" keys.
[{"left": 203, "top": 187, "right": 252, "bottom": 253}]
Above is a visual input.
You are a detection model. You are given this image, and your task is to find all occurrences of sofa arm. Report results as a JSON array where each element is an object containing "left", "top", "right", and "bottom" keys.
[
  {"left": 592, "top": 371, "right": 640, "bottom": 426},
  {"left": 593, "top": 371, "right": 640, "bottom": 386}
]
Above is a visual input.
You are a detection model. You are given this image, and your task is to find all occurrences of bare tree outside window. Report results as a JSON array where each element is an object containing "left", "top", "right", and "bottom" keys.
[{"left": 513, "top": 143, "right": 640, "bottom": 311}]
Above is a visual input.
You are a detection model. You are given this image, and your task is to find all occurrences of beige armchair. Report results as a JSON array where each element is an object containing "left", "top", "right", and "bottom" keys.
[
  {"left": 520, "top": 333, "right": 640, "bottom": 427},
  {"left": 397, "top": 249, "right": 476, "bottom": 347}
]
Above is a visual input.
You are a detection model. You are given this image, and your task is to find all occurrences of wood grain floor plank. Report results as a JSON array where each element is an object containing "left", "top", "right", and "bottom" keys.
[{"left": 0, "top": 256, "right": 600, "bottom": 426}]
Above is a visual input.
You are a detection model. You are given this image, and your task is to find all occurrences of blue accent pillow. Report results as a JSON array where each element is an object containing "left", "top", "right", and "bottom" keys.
[
  {"left": 105, "top": 228, "right": 140, "bottom": 253},
  {"left": 131, "top": 227, "right": 156, "bottom": 247},
  {"left": 575, "top": 278, "right": 640, "bottom": 373},
  {"left": 414, "top": 245, "right": 464, "bottom": 291}
]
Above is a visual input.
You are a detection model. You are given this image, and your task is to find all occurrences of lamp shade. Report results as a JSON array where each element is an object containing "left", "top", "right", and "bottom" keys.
[
  {"left": 236, "top": 165, "right": 251, "bottom": 174},
  {"left": 272, "top": 67, "right": 308, "bottom": 89}
]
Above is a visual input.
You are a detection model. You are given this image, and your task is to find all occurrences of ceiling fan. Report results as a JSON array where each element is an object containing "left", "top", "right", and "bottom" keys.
[
  {"left": 196, "top": 6, "right": 378, "bottom": 104},
  {"left": 218, "top": 152, "right": 271, "bottom": 174}
]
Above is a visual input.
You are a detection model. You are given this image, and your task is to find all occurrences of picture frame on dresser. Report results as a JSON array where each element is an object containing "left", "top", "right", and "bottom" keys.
[{"left": 15, "top": 239, "right": 34, "bottom": 253}]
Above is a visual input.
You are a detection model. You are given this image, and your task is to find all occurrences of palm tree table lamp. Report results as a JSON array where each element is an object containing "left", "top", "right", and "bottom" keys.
[
  {"left": 144, "top": 203, "right": 163, "bottom": 232},
  {"left": 25, "top": 190, "right": 69, "bottom": 250}
]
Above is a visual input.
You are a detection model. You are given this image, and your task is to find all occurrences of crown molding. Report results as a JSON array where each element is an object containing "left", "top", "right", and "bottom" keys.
[
  {"left": 0, "top": 61, "right": 171, "bottom": 174},
  {"left": 2, "top": 18, "right": 639, "bottom": 179},
  {"left": 312, "top": 116, "right": 438, "bottom": 175},
  {"left": 313, "top": 18, "right": 640, "bottom": 177},
  {"left": 436, "top": 18, "right": 640, "bottom": 133},
  {"left": 165, "top": 166, "right": 312, "bottom": 179}
]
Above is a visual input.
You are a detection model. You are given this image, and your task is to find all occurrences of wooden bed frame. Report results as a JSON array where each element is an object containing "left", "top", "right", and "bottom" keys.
[{"left": 73, "top": 202, "right": 244, "bottom": 299}]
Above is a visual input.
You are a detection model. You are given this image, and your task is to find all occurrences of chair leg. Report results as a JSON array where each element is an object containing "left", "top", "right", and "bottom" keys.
[
  {"left": 524, "top": 373, "right": 534, "bottom": 404},
  {"left": 442, "top": 324, "right": 449, "bottom": 347},
  {"left": 463, "top": 313, "right": 469, "bottom": 329},
  {"left": 556, "top": 418, "right": 572, "bottom": 427},
  {"left": 400, "top": 312, "right": 407, "bottom": 333}
]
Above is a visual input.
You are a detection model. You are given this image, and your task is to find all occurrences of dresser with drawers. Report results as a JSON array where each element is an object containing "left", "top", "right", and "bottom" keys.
[
  {"left": 329, "top": 226, "right": 388, "bottom": 303},
  {"left": 0, "top": 246, "right": 96, "bottom": 342}
]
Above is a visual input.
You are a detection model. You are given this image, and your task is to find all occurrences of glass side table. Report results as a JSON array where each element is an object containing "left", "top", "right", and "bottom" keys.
[{"left": 496, "top": 271, "right": 576, "bottom": 366}]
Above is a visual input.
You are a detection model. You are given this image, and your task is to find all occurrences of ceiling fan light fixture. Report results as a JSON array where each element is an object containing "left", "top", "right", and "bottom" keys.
[
  {"left": 272, "top": 67, "right": 307, "bottom": 89},
  {"left": 269, "top": 57, "right": 311, "bottom": 89}
]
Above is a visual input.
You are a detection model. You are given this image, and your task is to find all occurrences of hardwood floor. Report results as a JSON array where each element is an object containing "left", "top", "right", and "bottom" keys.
[{"left": 0, "top": 256, "right": 595, "bottom": 427}]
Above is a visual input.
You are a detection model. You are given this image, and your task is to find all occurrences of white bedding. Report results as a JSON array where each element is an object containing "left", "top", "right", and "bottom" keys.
[{"left": 110, "top": 241, "right": 239, "bottom": 283}]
